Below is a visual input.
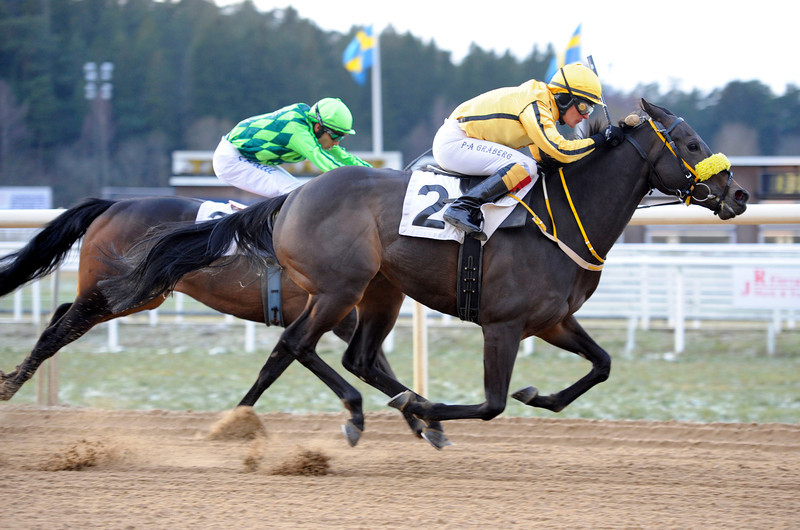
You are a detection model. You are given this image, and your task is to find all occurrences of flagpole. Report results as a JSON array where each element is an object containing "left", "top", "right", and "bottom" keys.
[{"left": 371, "top": 27, "right": 383, "bottom": 154}]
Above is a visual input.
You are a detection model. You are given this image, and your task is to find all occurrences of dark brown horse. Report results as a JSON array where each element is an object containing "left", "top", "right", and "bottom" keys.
[
  {"left": 101, "top": 100, "right": 749, "bottom": 446},
  {"left": 0, "top": 196, "right": 438, "bottom": 440}
]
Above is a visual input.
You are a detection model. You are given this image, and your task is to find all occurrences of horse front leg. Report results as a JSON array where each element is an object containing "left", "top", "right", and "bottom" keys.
[
  {"left": 389, "top": 322, "right": 522, "bottom": 425},
  {"left": 341, "top": 280, "right": 450, "bottom": 449},
  {"left": 344, "top": 320, "right": 450, "bottom": 449},
  {"left": 237, "top": 349, "right": 295, "bottom": 407},
  {"left": 512, "top": 315, "right": 611, "bottom": 412}
]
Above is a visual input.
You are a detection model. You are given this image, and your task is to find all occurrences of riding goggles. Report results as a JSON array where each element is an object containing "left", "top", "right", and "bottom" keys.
[
  {"left": 315, "top": 107, "right": 346, "bottom": 140},
  {"left": 574, "top": 98, "right": 595, "bottom": 117},
  {"left": 322, "top": 126, "right": 345, "bottom": 141}
]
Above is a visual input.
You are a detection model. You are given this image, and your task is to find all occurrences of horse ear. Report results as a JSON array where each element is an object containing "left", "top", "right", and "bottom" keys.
[
  {"left": 640, "top": 98, "right": 657, "bottom": 116},
  {"left": 640, "top": 98, "right": 674, "bottom": 123}
]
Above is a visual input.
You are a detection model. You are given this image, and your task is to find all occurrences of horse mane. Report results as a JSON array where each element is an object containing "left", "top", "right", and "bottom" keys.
[
  {"left": 574, "top": 115, "right": 604, "bottom": 139},
  {"left": 574, "top": 106, "right": 650, "bottom": 140}
]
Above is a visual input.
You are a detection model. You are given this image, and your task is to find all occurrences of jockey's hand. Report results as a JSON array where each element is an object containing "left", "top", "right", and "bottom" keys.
[{"left": 603, "top": 125, "right": 624, "bottom": 147}]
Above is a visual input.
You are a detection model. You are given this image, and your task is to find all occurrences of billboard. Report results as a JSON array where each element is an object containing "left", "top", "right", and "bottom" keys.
[
  {"left": 0, "top": 187, "right": 52, "bottom": 209},
  {"left": 734, "top": 267, "right": 800, "bottom": 309}
]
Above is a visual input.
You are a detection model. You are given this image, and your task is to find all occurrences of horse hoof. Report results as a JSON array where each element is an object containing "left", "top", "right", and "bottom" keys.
[
  {"left": 0, "top": 380, "right": 21, "bottom": 401},
  {"left": 511, "top": 386, "right": 539, "bottom": 405},
  {"left": 421, "top": 428, "right": 452, "bottom": 450},
  {"left": 341, "top": 421, "right": 363, "bottom": 447},
  {"left": 387, "top": 390, "right": 414, "bottom": 411},
  {"left": 404, "top": 415, "right": 426, "bottom": 438}
]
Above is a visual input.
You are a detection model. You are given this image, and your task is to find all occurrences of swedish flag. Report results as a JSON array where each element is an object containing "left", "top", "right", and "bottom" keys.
[
  {"left": 545, "top": 24, "right": 582, "bottom": 82},
  {"left": 342, "top": 26, "right": 374, "bottom": 85}
]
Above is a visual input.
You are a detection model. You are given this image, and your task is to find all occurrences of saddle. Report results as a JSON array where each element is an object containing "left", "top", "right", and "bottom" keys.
[{"left": 419, "top": 164, "right": 533, "bottom": 230}]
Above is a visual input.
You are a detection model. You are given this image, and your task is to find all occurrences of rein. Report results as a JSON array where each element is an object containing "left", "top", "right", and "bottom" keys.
[{"left": 509, "top": 167, "right": 604, "bottom": 272}]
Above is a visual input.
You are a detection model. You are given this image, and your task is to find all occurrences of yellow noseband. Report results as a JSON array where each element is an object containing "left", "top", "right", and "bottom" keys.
[{"left": 694, "top": 153, "right": 731, "bottom": 182}]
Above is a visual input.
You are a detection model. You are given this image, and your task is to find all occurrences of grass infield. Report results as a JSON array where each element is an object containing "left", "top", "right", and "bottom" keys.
[{"left": 1, "top": 319, "right": 798, "bottom": 424}]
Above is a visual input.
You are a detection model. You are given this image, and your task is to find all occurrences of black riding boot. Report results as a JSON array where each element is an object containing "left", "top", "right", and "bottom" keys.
[{"left": 443, "top": 170, "right": 512, "bottom": 241}]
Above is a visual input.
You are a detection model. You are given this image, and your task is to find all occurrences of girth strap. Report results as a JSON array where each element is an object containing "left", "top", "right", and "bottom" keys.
[
  {"left": 261, "top": 264, "right": 284, "bottom": 327},
  {"left": 456, "top": 237, "right": 483, "bottom": 323}
]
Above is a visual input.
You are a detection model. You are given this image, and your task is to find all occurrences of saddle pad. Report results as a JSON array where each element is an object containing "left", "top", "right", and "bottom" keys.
[
  {"left": 196, "top": 200, "right": 245, "bottom": 223},
  {"left": 398, "top": 169, "right": 533, "bottom": 244},
  {"left": 196, "top": 200, "right": 245, "bottom": 255}
]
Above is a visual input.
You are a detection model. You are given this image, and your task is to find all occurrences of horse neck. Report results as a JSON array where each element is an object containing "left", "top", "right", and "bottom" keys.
[{"left": 554, "top": 137, "right": 653, "bottom": 257}]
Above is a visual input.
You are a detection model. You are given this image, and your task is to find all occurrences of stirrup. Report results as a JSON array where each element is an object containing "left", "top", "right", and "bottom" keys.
[
  {"left": 471, "top": 230, "right": 487, "bottom": 242},
  {"left": 443, "top": 212, "right": 486, "bottom": 241},
  {"left": 444, "top": 212, "right": 479, "bottom": 232}
]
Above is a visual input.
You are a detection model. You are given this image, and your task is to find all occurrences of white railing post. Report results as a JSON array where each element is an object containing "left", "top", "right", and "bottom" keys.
[
  {"left": 522, "top": 336, "right": 534, "bottom": 356},
  {"left": 107, "top": 320, "right": 122, "bottom": 352},
  {"left": 674, "top": 266, "right": 685, "bottom": 354},
  {"left": 245, "top": 320, "right": 256, "bottom": 352},
  {"left": 625, "top": 316, "right": 637, "bottom": 357},
  {"left": 31, "top": 280, "right": 41, "bottom": 326},
  {"left": 383, "top": 328, "right": 395, "bottom": 353},
  {"left": 767, "top": 321, "right": 776, "bottom": 356},
  {"left": 13, "top": 289, "right": 22, "bottom": 320},
  {"left": 174, "top": 292, "right": 185, "bottom": 323}
]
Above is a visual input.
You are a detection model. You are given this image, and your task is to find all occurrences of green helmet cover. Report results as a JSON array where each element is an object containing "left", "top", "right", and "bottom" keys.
[{"left": 310, "top": 97, "right": 356, "bottom": 135}]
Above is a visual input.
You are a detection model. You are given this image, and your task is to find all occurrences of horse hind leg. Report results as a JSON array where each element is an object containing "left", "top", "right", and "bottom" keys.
[
  {"left": 0, "top": 300, "right": 110, "bottom": 400},
  {"left": 269, "top": 294, "right": 368, "bottom": 446},
  {"left": 234, "top": 308, "right": 364, "bottom": 410},
  {"left": 236, "top": 349, "right": 295, "bottom": 407},
  {"left": 1, "top": 301, "right": 69, "bottom": 396},
  {"left": 512, "top": 315, "right": 611, "bottom": 412}
]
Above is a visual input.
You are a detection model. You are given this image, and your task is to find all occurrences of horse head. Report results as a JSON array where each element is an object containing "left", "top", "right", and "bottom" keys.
[{"left": 627, "top": 99, "right": 749, "bottom": 220}]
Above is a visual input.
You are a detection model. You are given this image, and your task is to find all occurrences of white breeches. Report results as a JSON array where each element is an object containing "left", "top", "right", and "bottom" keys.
[
  {"left": 212, "top": 138, "right": 302, "bottom": 198},
  {"left": 431, "top": 118, "right": 538, "bottom": 177}
]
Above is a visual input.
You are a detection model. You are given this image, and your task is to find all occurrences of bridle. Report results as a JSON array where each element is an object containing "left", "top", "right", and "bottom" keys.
[
  {"left": 625, "top": 117, "right": 734, "bottom": 216},
  {"left": 507, "top": 113, "right": 736, "bottom": 272}
]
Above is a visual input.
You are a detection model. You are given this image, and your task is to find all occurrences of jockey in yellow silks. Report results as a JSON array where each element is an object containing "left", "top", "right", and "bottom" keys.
[{"left": 432, "top": 63, "right": 624, "bottom": 241}]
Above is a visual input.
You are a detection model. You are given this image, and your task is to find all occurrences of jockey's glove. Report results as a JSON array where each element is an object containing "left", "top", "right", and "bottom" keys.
[{"left": 591, "top": 125, "right": 624, "bottom": 148}]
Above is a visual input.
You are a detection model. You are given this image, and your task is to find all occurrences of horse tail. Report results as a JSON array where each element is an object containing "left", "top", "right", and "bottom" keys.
[
  {"left": 100, "top": 194, "right": 289, "bottom": 313},
  {"left": 0, "top": 198, "right": 116, "bottom": 297}
]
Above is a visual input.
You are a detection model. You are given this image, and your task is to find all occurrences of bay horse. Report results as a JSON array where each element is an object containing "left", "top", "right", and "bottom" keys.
[
  {"left": 0, "top": 196, "right": 436, "bottom": 440},
  {"left": 100, "top": 100, "right": 749, "bottom": 447}
]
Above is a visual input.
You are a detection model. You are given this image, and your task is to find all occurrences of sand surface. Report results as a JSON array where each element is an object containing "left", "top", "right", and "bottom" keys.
[{"left": 1, "top": 404, "right": 798, "bottom": 528}]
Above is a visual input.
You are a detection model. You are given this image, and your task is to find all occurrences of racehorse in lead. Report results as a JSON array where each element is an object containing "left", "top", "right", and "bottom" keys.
[
  {"left": 100, "top": 100, "right": 749, "bottom": 447},
  {"left": 0, "top": 196, "right": 439, "bottom": 442}
]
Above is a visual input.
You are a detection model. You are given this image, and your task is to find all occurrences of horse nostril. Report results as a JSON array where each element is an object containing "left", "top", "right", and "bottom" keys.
[{"left": 734, "top": 189, "right": 749, "bottom": 203}]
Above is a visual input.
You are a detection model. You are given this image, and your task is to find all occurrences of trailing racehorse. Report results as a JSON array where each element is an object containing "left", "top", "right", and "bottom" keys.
[
  {"left": 0, "top": 196, "right": 437, "bottom": 440},
  {"left": 100, "top": 100, "right": 749, "bottom": 446}
]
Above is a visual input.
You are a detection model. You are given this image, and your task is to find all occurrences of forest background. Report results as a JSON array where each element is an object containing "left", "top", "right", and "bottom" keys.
[{"left": 2, "top": 0, "right": 800, "bottom": 207}]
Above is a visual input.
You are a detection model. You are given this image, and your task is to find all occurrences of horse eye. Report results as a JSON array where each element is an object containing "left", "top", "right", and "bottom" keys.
[{"left": 687, "top": 142, "right": 700, "bottom": 152}]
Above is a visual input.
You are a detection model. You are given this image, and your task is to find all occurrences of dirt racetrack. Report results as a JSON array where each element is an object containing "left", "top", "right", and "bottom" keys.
[{"left": 1, "top": 404, "right": 798, "bottom": 529}]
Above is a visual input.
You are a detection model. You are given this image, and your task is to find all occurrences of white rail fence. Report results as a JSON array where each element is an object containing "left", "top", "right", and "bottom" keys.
[
  {"left": 2, "top": 204, "right": 800, "bottom": 401},
  {"left": 4, "top": 243, "right": 797, "bottom": 349}
]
